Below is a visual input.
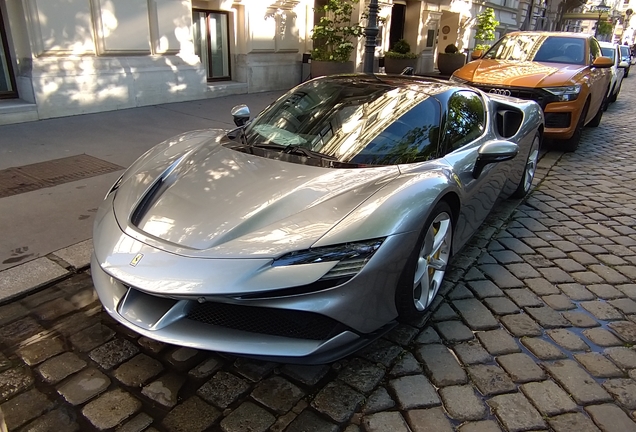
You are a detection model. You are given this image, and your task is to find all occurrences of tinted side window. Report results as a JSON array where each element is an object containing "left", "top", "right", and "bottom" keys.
[
  {"left": 349, "top": 98, "right": 441, "bottom": 165},
  {"left": 442, "top": 91, "right": 485, "bottom": 153}
]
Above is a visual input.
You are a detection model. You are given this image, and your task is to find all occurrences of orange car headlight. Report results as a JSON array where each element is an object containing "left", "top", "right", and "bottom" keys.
[{"left": 543, "top": 85, "right": 581, "bottom": 102}]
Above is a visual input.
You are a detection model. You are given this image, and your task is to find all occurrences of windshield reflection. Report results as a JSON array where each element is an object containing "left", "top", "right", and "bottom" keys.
[
  {"left": 484, "top": 34, "right": 586, "bottom": 65},
  {"left": 239, "top": 77, "right": 444, "bottom": 166}
]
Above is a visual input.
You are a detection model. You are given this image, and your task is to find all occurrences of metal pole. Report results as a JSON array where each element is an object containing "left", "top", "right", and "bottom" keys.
[
  {"left": 364, "top": 0, "right": 379, "bottom": 73},
  {"left": 595, "top": 11, "right": 601, "bottom": 37}
]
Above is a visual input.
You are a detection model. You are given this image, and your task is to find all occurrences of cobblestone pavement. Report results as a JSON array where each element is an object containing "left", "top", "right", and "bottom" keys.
[{"left": 2, "top": 83, "right": 636, "bottom": 432}]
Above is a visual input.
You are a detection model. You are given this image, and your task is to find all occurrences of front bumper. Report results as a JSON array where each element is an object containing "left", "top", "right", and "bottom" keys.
[
  {"left": 471, "top": 83, "right": 583, "bottom": 139},
  {"left": 91, "top": 203, "right": 413, "bottom": 363},
  {"left": 92, "top": 254, "right": 396, "bottom": 363}
]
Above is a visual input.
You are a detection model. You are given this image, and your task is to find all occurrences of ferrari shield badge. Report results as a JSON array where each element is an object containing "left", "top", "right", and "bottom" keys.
[{"left": 130, "top": 253, "right": 144, "bottom": 267}]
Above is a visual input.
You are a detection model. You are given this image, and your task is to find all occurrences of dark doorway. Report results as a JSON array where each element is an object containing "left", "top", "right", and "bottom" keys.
[
  {"left": 0, "top": 6, "right": 17, "bottom": 99},
  {"left": 192, "top": 10, "right": 231, "bottom": 81},
  {"left": 389, "top": 3, "right": 406, "bottom": 50}
]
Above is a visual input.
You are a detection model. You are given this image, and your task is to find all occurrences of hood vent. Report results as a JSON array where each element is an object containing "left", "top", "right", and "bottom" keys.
[{"left": 130, "top": 153, "right": 190, "bottom": 227}]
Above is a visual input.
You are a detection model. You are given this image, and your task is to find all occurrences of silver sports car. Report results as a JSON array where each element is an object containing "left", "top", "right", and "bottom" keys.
[{"left": 92, "top": 75, "right": 543, "bottom": 363}]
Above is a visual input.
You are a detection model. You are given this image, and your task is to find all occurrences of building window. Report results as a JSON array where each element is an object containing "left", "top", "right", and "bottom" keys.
[
  {"left": 193, "top": 10, "right": 231, "bottom": 81},
  {"left": 0, "top": 6, "right": 17, "bottom": 99}
]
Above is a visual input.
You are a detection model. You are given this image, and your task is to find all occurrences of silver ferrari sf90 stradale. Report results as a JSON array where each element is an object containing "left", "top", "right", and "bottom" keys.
[{"left": 91, "top": 75, "right": 543, "bottom": 363}]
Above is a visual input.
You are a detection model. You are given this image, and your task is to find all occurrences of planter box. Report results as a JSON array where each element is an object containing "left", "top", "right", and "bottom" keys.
[
  {"left": 310, "top": 61, "right": 355, "bottom": 78},
  {"left": 384, "top": 57, "right": 417, "bottom": 74},
  {"left": 437, "top": 53, "right": 467, "bottom": 76}
]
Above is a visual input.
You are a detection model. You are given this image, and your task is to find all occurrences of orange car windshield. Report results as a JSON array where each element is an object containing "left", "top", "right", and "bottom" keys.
[{"left": 483, "top": 35, "right": 586, "bottom": 65}]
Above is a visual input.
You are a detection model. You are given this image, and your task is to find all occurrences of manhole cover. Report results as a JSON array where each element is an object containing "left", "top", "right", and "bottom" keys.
[
  {"left": 0, "top": 154, "right": 124, "bottom": 198},
  {"left": 0, "top": 168, "right": 46, "bottom": 198}
]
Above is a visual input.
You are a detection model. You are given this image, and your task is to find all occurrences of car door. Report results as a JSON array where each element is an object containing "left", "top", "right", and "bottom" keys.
[
  {"left": 588, "top": 38, "right": 610, "bottom": 113},
  {"left": 439, "top": 90, "right": 508, "bottom": 249}
]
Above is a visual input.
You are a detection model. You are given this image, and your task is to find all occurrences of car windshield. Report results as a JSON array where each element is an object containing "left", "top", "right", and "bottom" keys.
[
  {"left": 483, "top": 34, "right": 586, "bottom": 65},
  {"left": 620, "top": 46, "right": 630, "bottom": 58},
  {"left": 237, "top": 77, "right": 443, "bottom": 167},
  {"left": 601, "top": 47, "right": 615, "bottom": 61}
]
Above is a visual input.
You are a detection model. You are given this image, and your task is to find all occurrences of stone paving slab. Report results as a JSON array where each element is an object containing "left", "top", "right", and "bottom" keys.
[
  {"left": 0, "top": 258, "right": 68, "bottom": 303},
  {"left": 2, "top": 77, "right": 636, "bottom": 432}
]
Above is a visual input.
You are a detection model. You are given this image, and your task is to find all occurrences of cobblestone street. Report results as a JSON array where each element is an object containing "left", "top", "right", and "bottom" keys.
[{"left": 2, "top": 79, "right": 636, "bottom": 432}]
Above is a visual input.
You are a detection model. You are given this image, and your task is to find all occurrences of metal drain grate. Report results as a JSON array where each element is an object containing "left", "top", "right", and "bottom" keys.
[{"left": 0, "top": 154, "right": 124, "bottom": 198}]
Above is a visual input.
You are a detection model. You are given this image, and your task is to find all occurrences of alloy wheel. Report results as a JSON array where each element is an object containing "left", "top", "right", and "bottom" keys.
[{"left": 412, "top": 212, "right": 452, "bottom": 311}]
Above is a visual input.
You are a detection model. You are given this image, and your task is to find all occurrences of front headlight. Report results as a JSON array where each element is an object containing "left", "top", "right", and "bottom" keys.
[
  {"left": 104, "top": 174, "right": 124, "bottom": 200},
  {"left": 543, "top": 85, "right": 581, "bottom": 102},
  {"left": 272, "top": 238, "right": 385, "bottom": 278}
]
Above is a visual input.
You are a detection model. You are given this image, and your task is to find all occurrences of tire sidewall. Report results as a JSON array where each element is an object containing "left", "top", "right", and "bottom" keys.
[{"left": 511, "top": 133, "right": 541, "bottom": 198}]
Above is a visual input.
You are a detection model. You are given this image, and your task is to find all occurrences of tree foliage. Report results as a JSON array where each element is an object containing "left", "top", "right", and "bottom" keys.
[
  {"left": 311, "top": 0, "right": 364, "bottom": 62},
  {"left": 474, "top": 8, "right": 499, "bottom": 51},
  {"left": 596, "top": 20, "right": 613, "bottom": 36}
]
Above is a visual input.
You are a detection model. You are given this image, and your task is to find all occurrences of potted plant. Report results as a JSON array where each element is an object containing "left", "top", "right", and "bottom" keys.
[
  {"left": 310, "top": 0, "right": 364, "bottom": 77},
  {"left": 437, "top": 43, "right": 467, "bottom": 76},
  {"left": 472, "top": 7, "right": 499, "bottom": 59},
  {"left": 384, "top": 39, "right": 418, "bottom": 74}
]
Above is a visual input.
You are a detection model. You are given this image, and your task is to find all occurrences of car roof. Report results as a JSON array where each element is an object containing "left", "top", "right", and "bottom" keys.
[
  {"left": 598, "top": 41, "right": 618, "bottom": 48},
  {"left": 322, "top": 74, "right": 460, "bottom": 96},
  {"left": 505, "top": 31, "right": 591, "bottom": 39}
]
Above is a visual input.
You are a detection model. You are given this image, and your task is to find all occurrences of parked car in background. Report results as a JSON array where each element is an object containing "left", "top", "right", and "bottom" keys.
[
  {"left": 451, "top": 31, "right": 612, "bottom": 152},
  {"left": 91, "top": 74, "right": 543, "bottom": 363},
  {"left": 620, "top": 45, "right": 632, "bottom": 77},
  {"left": 599, "top": 42, "right": 627, "bottom": 105}
]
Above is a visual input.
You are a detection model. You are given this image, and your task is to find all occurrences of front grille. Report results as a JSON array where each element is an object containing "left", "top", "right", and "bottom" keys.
[
  {"left": 545, "top": 112, "right": 571, "bottom": 128},
  {"left": 474, "top": 85, "right": 558, "bottom": 109},
  {"left": 187, "top": 302, "right": 344, "bottom": 340}
]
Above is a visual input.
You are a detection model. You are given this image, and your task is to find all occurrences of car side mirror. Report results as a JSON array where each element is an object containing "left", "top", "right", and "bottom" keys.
[
  {"left": 231, "top": 104, "right": 251, "bottom": 127},
  {"left": 471, "top": 50, "right": 483, "bottom": 60},
  {"left": 473, "top": 140, "right": 519, "bottom": 179},
  {"left": 619, "top": 60, "right": 629, "bottom": 68},
  {"left": 592, "top": 56, "right": 614, "bottom": 68}
]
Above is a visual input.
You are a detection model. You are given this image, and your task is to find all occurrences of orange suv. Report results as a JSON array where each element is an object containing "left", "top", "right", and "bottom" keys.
[{"left": 451, "top": 32, "right": 613, "bottom": 151}]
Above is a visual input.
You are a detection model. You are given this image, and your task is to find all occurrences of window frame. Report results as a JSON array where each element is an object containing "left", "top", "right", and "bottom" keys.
[{"left": 0, "top": 5, "right": 17, "bottom": 99}]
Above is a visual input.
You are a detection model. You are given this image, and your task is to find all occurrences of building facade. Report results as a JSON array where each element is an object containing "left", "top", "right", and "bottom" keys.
[
  {"left": 0, "top": 0, "right": 565, "bottom": 125},
  {"left": 0, "top": 0, "right": 313, "bottom": 124}
]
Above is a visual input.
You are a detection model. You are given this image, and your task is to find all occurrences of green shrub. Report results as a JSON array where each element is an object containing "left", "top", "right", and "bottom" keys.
[
  {"left": 444, "top": 44, "right": 459, "bottom": 54},
  {"left": 386, "top": 39, "right": 418, "bottom": 59}
]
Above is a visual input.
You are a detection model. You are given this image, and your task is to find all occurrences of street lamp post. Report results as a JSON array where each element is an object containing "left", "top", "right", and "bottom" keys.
[
  {"left": 364, "top": 0, "right": 379, "bottom": 73},
  {"left": 595, "top": 0, "right": 611, "bottom": 38}
]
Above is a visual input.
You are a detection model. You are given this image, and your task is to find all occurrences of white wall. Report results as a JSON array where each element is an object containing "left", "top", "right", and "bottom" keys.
[{"left": 6, "top": 0, "right": 311, "bottom": 119}]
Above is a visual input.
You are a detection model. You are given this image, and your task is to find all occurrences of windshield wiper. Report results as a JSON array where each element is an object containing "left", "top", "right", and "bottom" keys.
[{"left": 284, "top": 145, "right": 338, "bottom": 161}]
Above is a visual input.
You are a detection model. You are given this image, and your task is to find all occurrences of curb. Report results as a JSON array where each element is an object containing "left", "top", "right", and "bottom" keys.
[
  {"left": 0, "top": 149, "right": 565, "bottom": 306},
  {"left": 0, "top": 239, "right": 93, "bottom": 304}
]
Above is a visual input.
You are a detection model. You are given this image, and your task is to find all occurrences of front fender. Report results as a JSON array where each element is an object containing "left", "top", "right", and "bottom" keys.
[{"left": 314, "top": 164, "right": 460, "bottom": 248}]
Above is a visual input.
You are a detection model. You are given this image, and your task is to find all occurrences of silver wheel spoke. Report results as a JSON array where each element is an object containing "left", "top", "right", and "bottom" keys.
[
  {"left": 429, "top": 258, "right": 446, "bottom": 271},
  {"left": 412, "top": 212, "right": 452, "bottom": 312},
  {"left": 524, "top": 139, "right": 540, "bottom": 191}
]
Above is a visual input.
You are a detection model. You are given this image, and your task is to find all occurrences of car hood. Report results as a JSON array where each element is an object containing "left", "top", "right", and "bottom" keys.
[
  {"left": 455, "top": 60, "right": 585, "bottom": 88},
  {"left": 113, "top": 136, "right": 400, "bottom": 258}
]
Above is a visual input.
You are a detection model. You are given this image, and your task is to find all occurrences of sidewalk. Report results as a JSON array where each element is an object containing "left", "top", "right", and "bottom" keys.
[{"left": 0, "top": 90, "right": 284, "bottom": 294}]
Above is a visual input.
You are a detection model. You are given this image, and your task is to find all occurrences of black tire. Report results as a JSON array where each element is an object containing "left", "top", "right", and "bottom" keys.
[
  {"left": 603, "top": 87, "right": 612, "bottom": 111},
  {"left": 561, "top": 101, "right": 589, "bottom": 152},
  {"left": 395, "top": 201, "right": 453, "bottom": 321},
  {"left": 510, "top": 133, "right": 541, "bottom": 199},
  {"left": 587, "top": 93, "right": 606, "bottom": 128},
  {"left": 609, "top": 86, "right": 618, "bottom": 103}
]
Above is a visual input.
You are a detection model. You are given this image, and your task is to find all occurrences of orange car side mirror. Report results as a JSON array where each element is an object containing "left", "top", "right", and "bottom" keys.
[
  {"left": 471, "top": 50, "right": 483, "bottom": 60},
  {"left": 592, "top": 56, "right": 613, "bottom": 68}
]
